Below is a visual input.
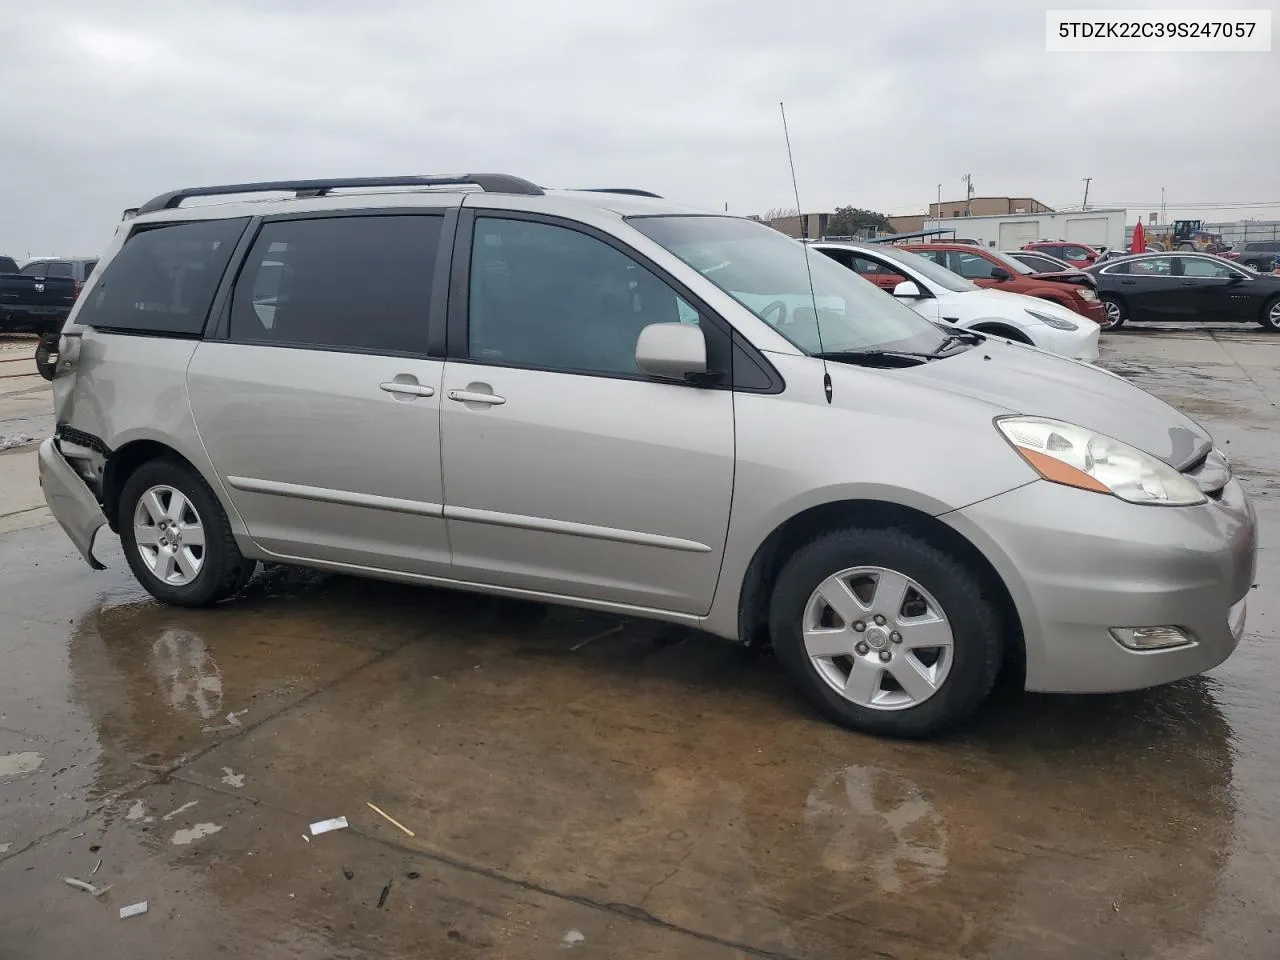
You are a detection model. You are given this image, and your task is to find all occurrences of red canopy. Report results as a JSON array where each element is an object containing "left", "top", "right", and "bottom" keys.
[{"left": 1131, "top": 220, "right": 1147, "bottom": 253}]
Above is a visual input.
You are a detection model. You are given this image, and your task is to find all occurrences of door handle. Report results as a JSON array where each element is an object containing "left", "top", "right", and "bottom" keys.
[
  {"left": 379, "top": 381, "right": 435, "bottom": 398},
  {"left": 447, "top": 389, "right": 506, "bottom": 406},
  {"left": 1179, "top": 280, "right": 1197, "bottom": 286},
  {"left": 1120, "top": 279, "right": 1137, "bottom": 285}
]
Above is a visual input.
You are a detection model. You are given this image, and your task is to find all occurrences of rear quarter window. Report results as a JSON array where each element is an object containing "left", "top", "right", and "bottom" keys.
[{"left": 75, "top": 219, "right": 249, "bottom": 335}]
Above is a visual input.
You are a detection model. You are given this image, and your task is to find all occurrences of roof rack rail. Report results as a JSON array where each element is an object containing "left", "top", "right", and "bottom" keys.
[
  {"left": 135, "top": 174, "right": 544, "bottom": 215},
  {"left": 577, "top": 187, "right": 664, "bottom": 199}
]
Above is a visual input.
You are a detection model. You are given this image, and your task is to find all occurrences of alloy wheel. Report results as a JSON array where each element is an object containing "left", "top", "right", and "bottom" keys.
[
  {"left": 133, "top": 484, "right": 206, "bottom": 586},
  {"left": 802, "top": 566, "right": 954, "bottom": 711}
]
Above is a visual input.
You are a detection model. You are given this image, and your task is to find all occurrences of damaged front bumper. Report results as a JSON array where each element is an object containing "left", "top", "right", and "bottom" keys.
[{"left": 37, "top": 437, "right": 107, "bottom": 569}]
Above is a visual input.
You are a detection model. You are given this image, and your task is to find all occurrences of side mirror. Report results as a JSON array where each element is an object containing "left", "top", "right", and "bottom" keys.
[
  {"left": 892, "top": 280, "right": 924, "bottom": 298},
  {"left": 635, "top": 322, "right": 707, "bottom": 382},
  {"left": 990, "top": 267, "right": 1012, "bottom": 281}
]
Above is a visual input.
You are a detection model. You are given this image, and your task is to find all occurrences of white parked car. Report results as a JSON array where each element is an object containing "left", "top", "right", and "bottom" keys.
[{"left": 812, "top": 242, "right": 1100, "bottom": 362}]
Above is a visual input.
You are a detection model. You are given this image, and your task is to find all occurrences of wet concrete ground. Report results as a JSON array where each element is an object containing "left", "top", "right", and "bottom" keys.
[{"left": 2, "top": 327, "right": 1280, "bottom": 959}]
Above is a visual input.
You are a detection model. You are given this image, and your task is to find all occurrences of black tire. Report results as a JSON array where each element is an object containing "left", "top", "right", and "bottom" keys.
[
  {"left": 118, "top": 457, "right": 256, "bottom": 607},
  {"left": 1099, "top": 295, "right": 1127, "bottom": 331},
  {"left": 1259, "top": 296, "right": 1280, "bottom": 333},
  {"left": 768, "top": 527, "right": 1004, "bottom": 738}
]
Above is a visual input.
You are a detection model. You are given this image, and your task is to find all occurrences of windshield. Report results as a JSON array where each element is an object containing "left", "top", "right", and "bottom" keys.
[
  {"left": 874, "top": 245, "right": 979, "bottom": 293},
  {"left": 629, "top": 217, "right": 947, "bottom": 355},
  {"left": 983, "top": 248, "right": 1036, "bottom": 275}
]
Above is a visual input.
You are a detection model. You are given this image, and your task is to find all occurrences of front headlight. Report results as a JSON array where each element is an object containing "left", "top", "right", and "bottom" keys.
[
  {"left": 1025, "top": 308, "right": 1078, "bottom": 331},
  {"left": 1078, "top": 289, "right": 1098, "bottom": 301},
  {"left": 996, "top": 416, "right": 1206, "bottom": 506}
]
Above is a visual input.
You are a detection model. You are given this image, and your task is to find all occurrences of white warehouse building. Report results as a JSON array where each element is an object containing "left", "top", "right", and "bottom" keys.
[{"left": 922, "top": 208, "right": 1128, "bottom": 250}]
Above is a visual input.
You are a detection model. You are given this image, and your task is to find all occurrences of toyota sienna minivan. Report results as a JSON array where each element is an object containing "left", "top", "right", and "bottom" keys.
[{"left": 37, "top": 174, "right": 1257, "bottom": 737}]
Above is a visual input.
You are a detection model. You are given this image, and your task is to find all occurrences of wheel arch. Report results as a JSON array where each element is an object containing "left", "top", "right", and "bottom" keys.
[
  {"left": 968, "top": 321, "right": 1032, "bottom": 344},
  {"left": 101, "top": 434, "right": 240, "bottom": 536},
  {"left": 735, "top": 498, "right": 1025, "bottom": 685}
]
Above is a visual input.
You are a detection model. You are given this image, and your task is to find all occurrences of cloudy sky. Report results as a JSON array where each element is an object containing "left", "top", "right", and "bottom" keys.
[{"left": 2, "top": 0, "right": 1277, "bottom": 257}]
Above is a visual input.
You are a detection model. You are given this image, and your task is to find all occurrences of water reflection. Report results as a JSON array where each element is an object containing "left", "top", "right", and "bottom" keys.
[{"left": 149, "top": 628, "right": 223, "bottom": 721}]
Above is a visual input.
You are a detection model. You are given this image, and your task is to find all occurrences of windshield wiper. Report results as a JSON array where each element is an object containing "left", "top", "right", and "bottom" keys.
[
  {"left": 815, "top": 348, "right": 937, "bottom": 366},
  {"left": 930, "top": 331, "right": 982, "bottom": 355}
]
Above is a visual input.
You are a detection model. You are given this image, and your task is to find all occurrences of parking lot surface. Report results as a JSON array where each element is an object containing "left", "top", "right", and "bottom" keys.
[{"left": 2, "top": 327, "right": 1279, "bottom": 959}]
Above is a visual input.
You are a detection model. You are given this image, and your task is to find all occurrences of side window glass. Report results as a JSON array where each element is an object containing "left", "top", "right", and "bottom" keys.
[
  {"left": 76, "top": 219, "right": 249, "bottom": 335},
  {"left": 468, "top": 217, "right": 698, "bottom": 376},
  {"left": 45, "top": 261, "right": 74, "bottom": 278},
  {"left": 21, "top": 262, "right": 46, "bottom": 276},
  {"left": 1062, "top": 246, "right": 1090, "bottom": 260},
  {"left": 1131, "top": 257, "right": 1173, "bottom": 276},
  {"left": 1178, "top": 257, "right": 1232, "bottom": 278},
  {"left": 954, "top": 252, "right": 997, "bottom": 279},
  {"left": 230, "top": 215, "right": 442, "bottom": 354}
]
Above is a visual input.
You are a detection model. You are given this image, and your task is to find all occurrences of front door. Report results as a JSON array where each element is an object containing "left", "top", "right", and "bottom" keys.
[
  {"left": 1174, "top": 256, "right": 1260, "bottom": 321},
  {"left": 439, "top": 213, "right": 735, "bottom": 615},
  {"left": 188, "top": 212, "right": 451, "bottom": 574}
]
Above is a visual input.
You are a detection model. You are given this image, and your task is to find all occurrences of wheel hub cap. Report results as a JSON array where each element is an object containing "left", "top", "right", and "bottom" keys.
[
  {"left": 864, "top": 625, "right": 891, "bottom": 650},
  {"left": 801, "top": 566, "right": 955, "bottom": 712}
]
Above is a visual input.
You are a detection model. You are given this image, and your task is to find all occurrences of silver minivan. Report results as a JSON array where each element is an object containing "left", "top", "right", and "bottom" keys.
[{"left": 38, "top": 175, "right": 1257, "bottom": 737}]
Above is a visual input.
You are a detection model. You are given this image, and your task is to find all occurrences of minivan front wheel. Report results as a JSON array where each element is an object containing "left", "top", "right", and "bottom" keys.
[
  {"left": 769, "top": 528, "right": 1003, "bottom": 738},
  {"left": 119, "top": 458, "right": 256, "bottom": 607}
]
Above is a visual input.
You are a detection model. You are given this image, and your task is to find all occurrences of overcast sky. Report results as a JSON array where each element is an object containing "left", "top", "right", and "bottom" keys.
[{"left": 2, "top": 0, "right": 1277, "bottom": 257}]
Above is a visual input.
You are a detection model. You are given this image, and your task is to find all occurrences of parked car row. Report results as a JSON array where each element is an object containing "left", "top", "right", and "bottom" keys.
[{"left": 813, "top": 241, "right": 1100, "bottom": 360}]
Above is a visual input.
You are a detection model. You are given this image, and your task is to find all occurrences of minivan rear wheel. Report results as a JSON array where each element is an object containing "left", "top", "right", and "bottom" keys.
[
  {"left": 768, "top": 527, "right": 1003, "bottom": 738},
  {"left": 119, "top": 458, "right": 256, "bottom": 607}
]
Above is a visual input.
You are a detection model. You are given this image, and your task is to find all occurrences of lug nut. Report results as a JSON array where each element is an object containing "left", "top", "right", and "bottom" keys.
[
  {"left": 879, "top": 650, "right": 892, "bottom": 663},
  {"left": 853, "top": 621, "right": 866, "bottom": 632},
  {"left": 891, "top": 632, "right": 902, "bottom": 643},
  {"left": 855, "top": 642, "right": 869, "bottom": 656},
  {"left": 874, "top": 614, "right": 886, "bottom": 626}
]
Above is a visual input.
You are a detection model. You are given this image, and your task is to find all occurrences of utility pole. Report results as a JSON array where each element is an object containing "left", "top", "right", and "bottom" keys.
[
  {"left": 1160, "top": 186, "right": 1166, "bottom": 224},
  {"left": 961, "top": 174, "right": 973, "bottom": 216},
  {"left": 936, "top": 183, "right": 941, "bottom": 218},
  {"left": 1081, "top": 176, "right": 1092, "bottom": 210}
]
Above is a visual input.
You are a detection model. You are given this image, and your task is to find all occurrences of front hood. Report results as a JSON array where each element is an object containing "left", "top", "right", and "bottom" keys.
[
  {"left": 901, "top": 339, "right": 1212, "bottom": 468},
  {"left": 1029, "top": 269, "right": 1095, "bottom": 288},
  {"left": 961, "top": 288, "right": 1082, "bottom": 324}
]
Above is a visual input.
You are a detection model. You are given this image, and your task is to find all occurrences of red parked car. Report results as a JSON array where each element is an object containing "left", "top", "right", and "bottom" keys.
[
  {"left": 893, "top": 243, "right": 1106, "bottom": 324},
  {"left": 1021, "top": 241, "right": 1103, "bottom": 269}
]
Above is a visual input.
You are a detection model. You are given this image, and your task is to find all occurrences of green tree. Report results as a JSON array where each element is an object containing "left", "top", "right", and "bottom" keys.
[{"left": 825, "top": 206, "right": 894, "bottom": 238}]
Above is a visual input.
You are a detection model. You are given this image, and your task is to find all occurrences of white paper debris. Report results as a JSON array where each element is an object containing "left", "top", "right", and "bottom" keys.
[
  {"left": 171, "top": 822, "right": 222, "bottom": 845},
  {"left": 220, "top": 767, "right": 245, "bottom": 788},
  {"left": 119, "top": 901, "right": 148, "bottom": 919},
  {"left": 563, "top": 928, "right": 585, "bottom": 946},
  {"left": 62, "top": 876, "right": 111, "bottom": 897},
  {"left": 0, "top": 843, "right": 10, "bottom": 854},
  {"left": 309, "top": 816, "right": 349, "bottom": 836},
  {"left": 161, "top": 800, "right": 199, "bottom": 821}
]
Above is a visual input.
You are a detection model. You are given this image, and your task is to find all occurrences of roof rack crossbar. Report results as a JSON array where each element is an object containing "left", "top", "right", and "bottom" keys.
[
  {"left": 576, "top": 187, "right": 664, "bottom": 199},
  {"left": 136, "top": 174, "right": 544, "bottom": 214}
]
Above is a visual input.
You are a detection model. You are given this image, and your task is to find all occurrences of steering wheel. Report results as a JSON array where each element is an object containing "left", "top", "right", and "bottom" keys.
[{"left": 759, "top": 299, "right": 789, "bottom": 327}]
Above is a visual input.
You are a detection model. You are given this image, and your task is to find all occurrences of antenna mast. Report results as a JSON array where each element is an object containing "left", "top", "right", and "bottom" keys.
[{"left": 780, "top": 101, "right": 832, "bottom": 404}]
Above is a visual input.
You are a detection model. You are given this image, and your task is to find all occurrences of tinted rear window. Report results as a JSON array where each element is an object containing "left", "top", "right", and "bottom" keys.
[
  {"left": 45, "top": 261, "right": 74, "bottom": 278},
  {"left": 82, "top": 260, "right": 98, "bottom": 279},
  {"left": 0, "top": 257, "right": 18, "bottom": 274},
  {"left": 228, "top": 215, "right": 442, "bottom": 355},
  {"left": 77, "top": 219, "right": 248, "bottom": 335}
]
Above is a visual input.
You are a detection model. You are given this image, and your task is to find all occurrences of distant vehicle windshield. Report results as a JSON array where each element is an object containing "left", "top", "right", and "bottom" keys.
[
  {"left": 630, "top": 217, "right": 947, "bottom": 355},
  {"left": 877, "top": 245, "right": 980, "bottom": 293},
  {"left": 983, "top": 248, "right": 1036, "bottom": 275}
]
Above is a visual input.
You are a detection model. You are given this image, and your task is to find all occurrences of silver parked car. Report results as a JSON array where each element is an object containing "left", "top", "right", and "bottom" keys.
[{"left": 38, "top": 175, "right": 1257, "bottom": 737}]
